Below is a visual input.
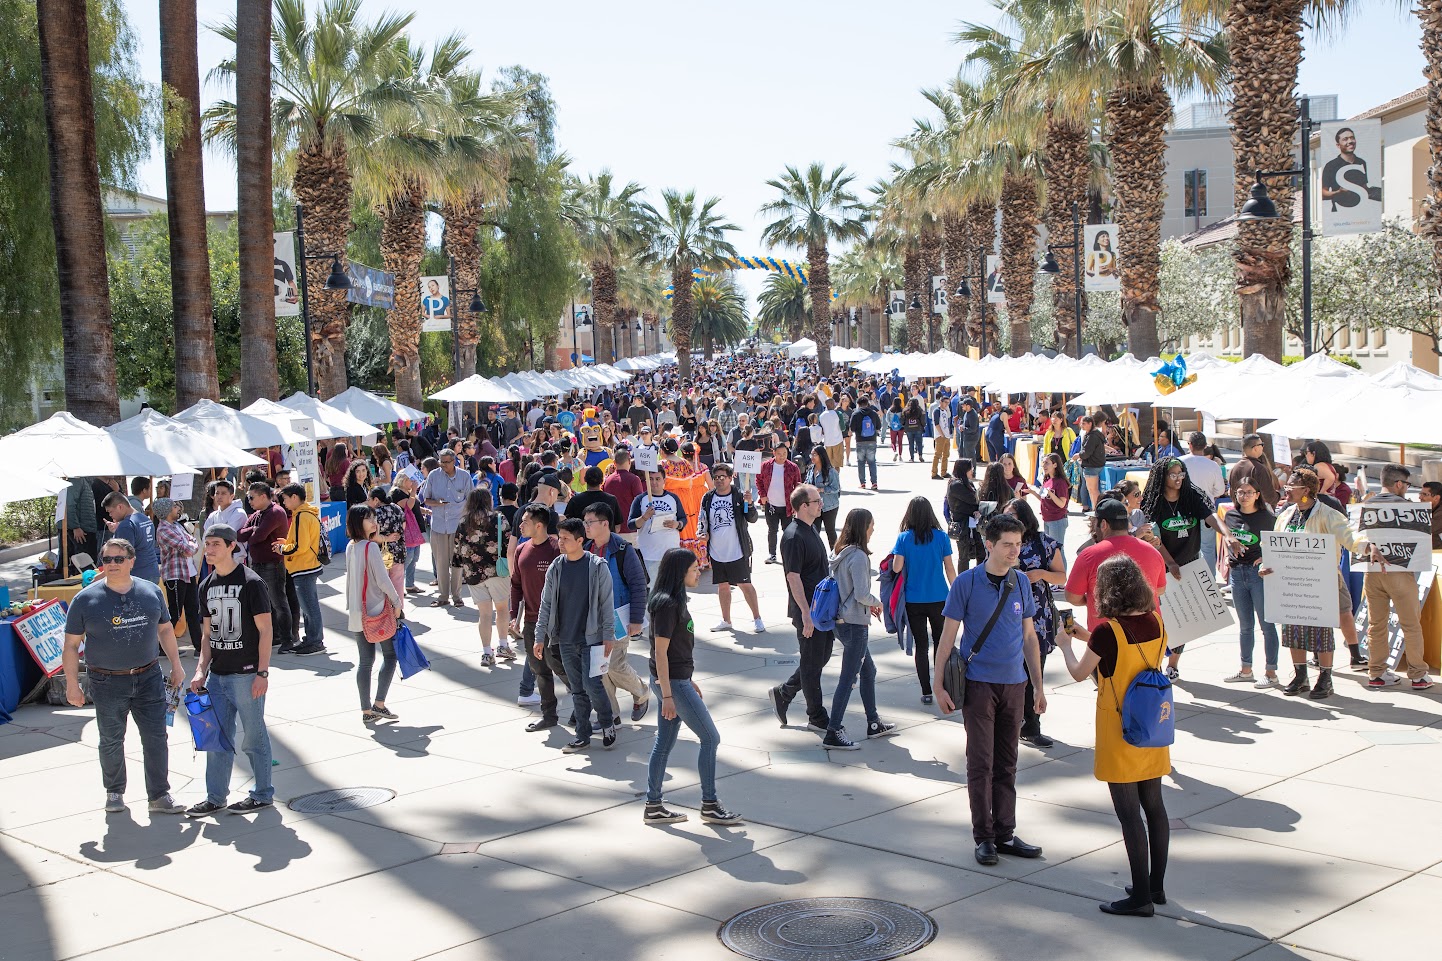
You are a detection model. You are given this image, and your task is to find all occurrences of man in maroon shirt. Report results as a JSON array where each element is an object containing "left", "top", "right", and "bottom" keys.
[
  {"left": 509, "top": 505, "right": 570, "bottom": 729},
  {"left": 235, "top": 482, "right": 295, "bottom": 651},
  {"left": 601, "top": 449, "right": 644, "bottom": 539}
]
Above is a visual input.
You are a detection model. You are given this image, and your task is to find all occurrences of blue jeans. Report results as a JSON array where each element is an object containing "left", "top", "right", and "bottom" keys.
[
  {"left": 906, "top": 429, "right": 924, "bottom": 460},
  {"left": 404, "top": 547, "right": 420, "bottom": 590},
  {"left": 204, "top": 671, "right": 274, "bottom": 805},
  {"left": 292, "top": 571, "right": 323, "bottom": 646},
  {"left": 558, "top": 639, "right": 614, "bottom": 741},
  {"left": 89, "top": 663, "right": 170, "bottom": 800},
  {"left": 1199, "top": 524, "right": 1218, "bottom": 579},
  {"left": 519, "top": 660, "right": 536, "bottom": 697},
  {"left": 1043, "top": 517, "right": 1068, "bottom": 564},
  {"left": 1231, "top": 563, "right": 1279, "bottom": 671},
  {"left": 829, "top": 622, "right": 878, "bottom": 735},
  {"left": 646, "top": 678, "right": 719, "bottom": 803},
  {"left": 856, "top": 443, "right": 877, "bottom": 486}
]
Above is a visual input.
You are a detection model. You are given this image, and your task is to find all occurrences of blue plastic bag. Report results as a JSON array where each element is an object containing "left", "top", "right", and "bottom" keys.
[
  {"left": 184, "top": 690, "right": 235, "bottom": 753},
  {"left": 393, "top": 622, "right": 430, "bottom": 679}
]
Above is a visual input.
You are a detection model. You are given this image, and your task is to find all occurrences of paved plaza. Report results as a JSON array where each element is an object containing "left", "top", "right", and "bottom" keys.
[{"left": 2, "top": 454, "right": 1440, "bottom": 961}]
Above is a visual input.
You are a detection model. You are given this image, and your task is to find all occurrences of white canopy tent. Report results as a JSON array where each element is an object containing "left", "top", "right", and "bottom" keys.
[
  {"left": 1158, "top": 353, "right": 1286, "bottom": 411},
  {"left": 324, "top": 386, "right": 426, "bottom": 425},
  {"left": 786, "top": 338, "right": 817, "bottom": 358},
  {"left": 174, "top": 399, "right": 305, "bottom": 448},
  {"left": 0, "top": 465, "right": 70, "bottom": 506},
  {"left": 245, "top": 398, "right": 353, "bottom": 442},
  {"left": 0, "top": 411, "right": 183, "bottom": 479},
  {"left": 279, "top": 392, "right": 387, "bottom": 437},
  {"left": 1262, "top": 383, "right": 1442, "bottom": 445},
  {"left": 109, "top": 409, "right": 266, "bottom": 470},
  {"left": 430, "top": 375, "right": 527, "bottom": 404},
  {"left": 1195, "top": 353, "right": 1363, "bottom": 421}
]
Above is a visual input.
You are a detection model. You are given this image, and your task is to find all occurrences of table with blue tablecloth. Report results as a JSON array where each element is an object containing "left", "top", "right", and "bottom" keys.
[
  {"left": 1, "top": 617, "right": 45, "bottom": 725},
  {"left": 1099, "top": 463, "right": 1152, "bottom": 493}
]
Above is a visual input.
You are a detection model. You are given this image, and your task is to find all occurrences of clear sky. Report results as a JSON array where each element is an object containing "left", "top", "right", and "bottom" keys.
[{"left": 120, "top": 0, "right": 1426, "bottom": 302}]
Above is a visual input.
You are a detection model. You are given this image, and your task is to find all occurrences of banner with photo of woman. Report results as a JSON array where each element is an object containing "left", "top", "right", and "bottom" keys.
[
  {"left": 274, "top": 231, "right": 299, "bottom": 317},
  {"left": 420, "top": 276, "right": 451, "bottom": 332},
  {"left": 985, "top": 255, "right": 1004, "bottom": 304},
  {"left": 1083, "top": 225, "right": 1120, "bottom": 292},
  {"left": 1319, "top": 119, "right": 1384, "bottom": 236}
]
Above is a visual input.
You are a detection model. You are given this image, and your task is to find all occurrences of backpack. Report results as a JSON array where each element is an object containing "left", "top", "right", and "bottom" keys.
[
  {"left": 858, "top": 413, "right": 877, "bottom": 440},
  {"left": 809, "top": 576, "right": 841, "bottom": 632},
  {"left": 1110, "top": 619, "right": 1175, "bottom": 748},
  {"left": 616, "top": 537, "right": 648, "bottom": 584},
  {"left": 313, "top": 512, "right": 332, "bottom": 566}
]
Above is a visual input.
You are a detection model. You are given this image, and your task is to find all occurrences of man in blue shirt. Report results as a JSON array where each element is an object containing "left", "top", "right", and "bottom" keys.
[
  {"left": 421, "top": 449, "right": 474, "bottom": 607},
  {"left": 102, "top": 492, "right": 162, "bottom": 584},
  {"left": 935, "top": 513, "right": 1046, "bottom": 867}
]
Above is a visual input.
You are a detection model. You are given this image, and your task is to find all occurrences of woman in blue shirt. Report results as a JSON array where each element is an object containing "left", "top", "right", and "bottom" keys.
[{"left": 890, "top": 496, "right": 957, "bottom": 704}]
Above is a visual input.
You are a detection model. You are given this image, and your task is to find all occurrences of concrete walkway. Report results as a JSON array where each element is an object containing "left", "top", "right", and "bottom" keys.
[{"left": 2, "top": 452, "right": 1438, "bottom": 961}]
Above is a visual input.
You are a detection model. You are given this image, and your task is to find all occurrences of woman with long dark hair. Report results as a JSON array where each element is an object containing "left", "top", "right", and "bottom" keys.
[
  {"left": 823, "top": 508, "right": 897, "bottom": 749},
  {"left": 325, "top": 444, "right": 351, "bottom": 503},
  {"left": 978, "top": 461, "right": 1014, "bottom": 514},
  {"left": 345, "top": 461, "right": 372, "bottom": 510},
  {"left": 345, "top": 505, "right": 403, "bottom": 723},
  {"left": 806, "top": 446, "right": 841, "bottom": 548},
  {"left": 1303, "top": 441, "right": 1344, "bottom": 501},
  {"left": 643, "top": 548, "right": 743, "bottom": 826},
  {"left": 1036, "top": 453, "right": 1071, "bottom": 558},
  {"left": 1058, "top": 554, "right": 1170, "bottom": 917},
  {"left": 1005, "top": 499, "right": 1066, "bottom": 749},
  {"left": 1223, "top": 480, "right": 1280, "bottom": 687},
  {"left": 890, "top": 496, "right": 957, "bottom": 704}
]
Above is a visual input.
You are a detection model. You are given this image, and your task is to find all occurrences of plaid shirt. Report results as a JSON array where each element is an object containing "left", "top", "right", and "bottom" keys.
[
  {"left": 155, "top": 519, "right": 197, "bottom": 581},
  {"left": 717, "top": 406, "right": 739, "bottom": 438}
]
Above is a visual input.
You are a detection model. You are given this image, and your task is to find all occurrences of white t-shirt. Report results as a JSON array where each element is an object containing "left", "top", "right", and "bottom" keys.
[
  {"left": 633, "top": 491, "right": 681, "bottom": 562},
  {"left": 818, "top": 409, "right": 843, "bottom": 447},
  {"left": 705, "top": 494, "right": 743, "bottom": 563},
  {"left": 767, "top": 463, "right": 786, "bottom": 506},
  {"left": 1181, "top": 452, "right": 1226, "bottom": 502}
]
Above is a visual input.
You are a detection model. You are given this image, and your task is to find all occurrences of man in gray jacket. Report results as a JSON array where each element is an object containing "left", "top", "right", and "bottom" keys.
[{"left": 537, "top": 516, "right": 618, "bottom": 753}]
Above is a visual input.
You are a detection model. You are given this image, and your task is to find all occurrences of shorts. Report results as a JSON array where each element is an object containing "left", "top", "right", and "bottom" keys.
[
  {"left": 469, "top": 578, "right": 510, "bottom": 606},
  {"left": 1083, "top": 466, "right": 1104, "bottom": 478},
  {"left": 1337, "top": 569, "right": 1352, "bottom": 612},
  {"left": 710, "top": 557, "right": 751, "bottom": 586}
]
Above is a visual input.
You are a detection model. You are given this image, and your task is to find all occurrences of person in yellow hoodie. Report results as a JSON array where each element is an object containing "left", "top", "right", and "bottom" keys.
[{"left": 274, "top": 483, "right": 327, "bottom": 655}]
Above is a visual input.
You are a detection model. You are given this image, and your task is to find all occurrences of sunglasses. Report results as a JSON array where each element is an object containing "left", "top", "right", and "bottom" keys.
[{"left": 99, "top": 555, "right": 130, "bottom": 565}]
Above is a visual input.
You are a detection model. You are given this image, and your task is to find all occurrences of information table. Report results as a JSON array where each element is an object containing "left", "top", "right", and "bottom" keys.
[
  {"left": 0, "top": 617, "right": 44, "bottom": 725},
  {"left": 1424, "top": 551, "right": 1442, "bottom": 670}
]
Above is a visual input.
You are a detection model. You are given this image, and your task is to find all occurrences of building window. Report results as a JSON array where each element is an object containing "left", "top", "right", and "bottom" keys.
[{"left": 1183, "top": 169, "right": 1208, "bottom": 218}]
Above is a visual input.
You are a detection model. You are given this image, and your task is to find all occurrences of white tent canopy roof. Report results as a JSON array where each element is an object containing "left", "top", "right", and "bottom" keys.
[
  {"left": 174, "top": 399, "right": 305, "bottom": 448},
  {"left": 430, "top": 375, "right": 527, "bottom": 404},
  {"left": 0, "top": 411, "right": 182, "bottom": 478},
  {"left": 323, "top": 386, "right": 426, "bottom": 425},
  {"left": 279, "top": 392, "right": 386, "bottom": 437},
  {"left": 244, "top": 398, "right": 351, "bottom": 442},
  {"left": 109, "top": 409, "right": 266, "bottom": 470},
  {"left": 1196, "top": 353, "right": 1364, "bottom": 420},
  {"left": 0, "top": 464, "right": 71, "bottom": 506},
  {"left": 1263, "top": 382, "right": 1442, "bottom": 445}
]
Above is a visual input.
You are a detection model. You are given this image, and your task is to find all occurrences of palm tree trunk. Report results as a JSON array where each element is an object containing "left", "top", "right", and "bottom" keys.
[
  {"left": 1229, "top": 0, "right": 1303, "bottom": 364},
  {"left": 921, "top": 228, "right": 943, "bottom": 353},
  {"left": 963, "top": 201, "right": 999, "bottom": 354},
  {"left": 592, "top": 260, "right": 617, "bottom": 367},
  {"left": 1000, "top": 173, "right": 1038, "bottom": 356},
  {"left": 1043, "top": 110, "right": 1090, "bottom": 353},
  {"left": 443, "top": 193, "right": 482, "bottom": 378},
  {"left": 38, "top": 0, "right": 118, "bottom": 425},
  {"left": 903, "top": 242, "right": 924, "bottom": 352},
  {"left": 295, "top": 141, "right": 353, "bottom": 398},
  {"left": 808, "top": 239, "right": 833, "bottom": 374},
  {"left": 382, "top": 180, "right": 425, "bottom": 409},
  {"left": 671, "top": 267, "right": 694, "bottom": 380},
  {"left": 160, "top": 0, "right": 218, "bottom": 408},
  {"left": 1422, "top": 1, "right": 1442, "bottom": 347},
  {"left": 1106, "top": 82, "right": 1171, "bottom": 361},
  {"left": 943, "top": 214, "right": 968, "bottom": 352},
  {"left": 236, "top": 0, "right": 276, "bottom": 402}
]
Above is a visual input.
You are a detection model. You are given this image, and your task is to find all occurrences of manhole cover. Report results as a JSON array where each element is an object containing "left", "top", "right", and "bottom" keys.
[
  {"left": 287, "top": 787, "right": 396, "bottom": 814},
  {"left": 719, "top": 898, "right": 936, "bottom": 961}
]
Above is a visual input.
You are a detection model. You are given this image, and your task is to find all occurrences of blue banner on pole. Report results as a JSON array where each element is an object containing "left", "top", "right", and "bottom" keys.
[{"left": 345, "top": 262, "right": 396, "bottom": 309}]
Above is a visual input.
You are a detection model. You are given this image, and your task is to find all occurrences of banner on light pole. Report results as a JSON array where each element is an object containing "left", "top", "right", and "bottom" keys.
[
  {"left": 1319, "top": 119, "right": 1384, "bottom": 236},
  {"left": 1083, "top": 225, "right": 1121, "bottom": 292},
  {"left": 274, "top": 231, "right": 299, "bottom": 317}
]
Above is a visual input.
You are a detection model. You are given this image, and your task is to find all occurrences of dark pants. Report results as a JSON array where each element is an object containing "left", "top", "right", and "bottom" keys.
[
  {"left": 89, "top": 663, "right": 170, "bottom": 800},
  {"left": 355, "top": 634, "right": 397, "bottom": 710},
  {"left": 818, "top": 508, "right": 838, "bottom": 549},
  {"left": 558, "top": 637, "right": 614, "bottom": 741},
  {"left": 165, "top": 576, "right": 203, "bottom": 652},
  {"left": 777, "top": 624, "right": 835, "bottom": 728},
  {"left": 523, "top": 618, "right": 570, "bottom": 722},
  {"left": 1022, "top": 649, "right": 1051, "bottom": 735},
  {"left": 251, "top": 561, "right": 295, "bottom": 647},
  {"left": 907, "top": 601, "right": 945, "bottom": 696},
  {"left": 962, "top": 680, "right": 1026, "bottom": 844},
  {"left": 285, "top": 571, "right": 300, "bottom": 646},
  {"left": 765, "top": 506, "right": 788, "bottom": 556}
]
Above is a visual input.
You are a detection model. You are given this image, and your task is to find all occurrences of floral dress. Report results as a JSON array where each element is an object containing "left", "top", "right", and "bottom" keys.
[
  {"left": 374, "top": 503, "right": 407, "bottom": 567},
  {"left": 1017, "top": 532, "right": 1061, "bottom": 653},
  {"left": 453, "top": 510, "right": 502, "bottom": 586}
]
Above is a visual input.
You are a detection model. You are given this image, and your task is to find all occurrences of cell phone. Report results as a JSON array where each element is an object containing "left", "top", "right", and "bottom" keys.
[{"left": 1059, "top": 609, "right": 1075, "bottom": 632}]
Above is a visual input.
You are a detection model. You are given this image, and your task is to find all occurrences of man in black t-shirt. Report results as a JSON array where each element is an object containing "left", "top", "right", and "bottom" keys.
[
  {"left": 186, "top": 525, "right": 277, "bottom": 818},
  {"left": 769, "top": 484, "right": 834, "bottom": 733}
]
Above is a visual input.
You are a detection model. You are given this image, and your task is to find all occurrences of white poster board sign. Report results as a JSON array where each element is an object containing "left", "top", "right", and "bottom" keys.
[
  {"left": 733, "top": 449, "right": 763, "bottom": 475},
  {"left": 1270, "top": 435, "right": 1291, "bottom": 470},
  {"left": 1261, "top": 531, "right": 1340, "bottom": 628},
  {"left": 634, "top": 445, "right": 659, "bottom": 473},
  {"left": 168, "top": 473, "right": 194, "bottom": 501},
  {"left": 14, "top": 599, "right": 69, "bottom": 677},
  {"left": 1201, "top": 412, "right": 1217, "bottom": 437},
  {"left": 1349, "top": 502, "right": 1433, "bottom": 573},
  {"left": 1158, "top": 558, "right": 1234, "bottom": 648},
  {"left": 285, "top": 417, "right": 319, "bottom": 501}
]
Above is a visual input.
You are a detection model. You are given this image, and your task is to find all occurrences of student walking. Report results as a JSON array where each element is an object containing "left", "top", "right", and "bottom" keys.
[{"left": 824, "top": 508, "right": 898, "bottom": 750}]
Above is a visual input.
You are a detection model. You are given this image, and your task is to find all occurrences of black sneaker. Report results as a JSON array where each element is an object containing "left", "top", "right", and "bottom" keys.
[
  {"left": 1021, "top": 731, "right": 1055, "bottom": 748},
  {"left": 601, "top": 725, "right": 618, "bottom": 749},
  {"left": 185, "top": 799, "right": 225, "bottom": 818},
  {"left": 700, "top": 801, "right": 744, "bottom": 825},
  {"left": 866, "top": 720, "right": 899, "bottom": 739},
  {"left": 768, "top": 686, "right": 789, "bottom": 726},
  {"left": 822, "top": 729, "right": 860, "bottom": 751},
  {"left": 291, "top": 643, "right": 327, "bottom": 656},
  {"left": 275, "top": 643, "right": 297, "bottom": 655},
  {"left": 1283, "top": 672, "right": 1311, "bottom": 697},
  {"left": 643, "top": 802, "right": 688, "bottom": 825},
  {"left": 562, "top": 738, "right": 590, "bottom": 754},
  {"left": 227, "top": 797, "right": 273, "bottom": 815},
  {"left": 1308, "top": 670, "right": 1334, "bottom": 700}
]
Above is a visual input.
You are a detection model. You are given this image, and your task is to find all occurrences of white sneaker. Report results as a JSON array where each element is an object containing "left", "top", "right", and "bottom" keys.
[
  {"left": 754, "top": 618, "right": 766, "bottom": 634},
  {"left": 712, "top": 620, "right": 733, "bottom": 632},
  {"left": 517, "top": 692, "right": 542, "bottom": 706},
  {"left": 1377, "top": 671, "right": 1403, "bottom": 686}
]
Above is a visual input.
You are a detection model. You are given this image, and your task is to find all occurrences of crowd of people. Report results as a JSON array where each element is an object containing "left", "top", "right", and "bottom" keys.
[{"left": 52, "top": 348, "right": 1436, "bottom": 918}]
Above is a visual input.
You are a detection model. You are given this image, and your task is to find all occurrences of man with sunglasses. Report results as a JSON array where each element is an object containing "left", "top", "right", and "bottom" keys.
[
  {"left": 1229, "top": 433, "right": 1280, "bottom": 510},
  {"left": 62, "top": 538, "right": 187, "bottom": 815}
]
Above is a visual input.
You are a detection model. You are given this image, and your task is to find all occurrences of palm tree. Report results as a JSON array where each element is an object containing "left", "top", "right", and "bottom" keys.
[
  {"left": 1420, "top": 3, "right": 1442, "bottom": 322},
  {"left": 37, "top": 0, "right": 119, "bottom": 424},
  {"left": 833, "top": 240, "right": 901, "bottom": 352},
  {"left": 756, "top": 272, "right": 810, "bottom": 343},
  {"left": 687, "top": 276, "right": 749, "bottom": 360},
  {"left": 206, "top": 0, "right": 417, "bottom": 399},
  {"left": 160, "top": 0, "right": 218, "bottom": 408},
  {"left": 570, "top": 171, "right": 648, "bottom": 366},
  {"left": 642, "top": 189, "right": 739, "bottom": 380},
  {"left": 759, "top": 163, "right": 869, "bottom": 374},
  {"left": 235, "top": 0, "right": 276, "bottom": 402},
  {"left": 1034, "top": 1, "right": 1225, "bottom": 359}
]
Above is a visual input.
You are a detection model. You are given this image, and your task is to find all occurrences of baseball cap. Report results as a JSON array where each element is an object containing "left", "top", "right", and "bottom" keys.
[
  {"left": 1094, "top": 498, "right": 1129, "bottom": 525},
  {"left": 538, "top": 473, "right": 565, "bottom": 492},
  {"left": 204, "top": 523, "right": 238, "bottom": 544}
]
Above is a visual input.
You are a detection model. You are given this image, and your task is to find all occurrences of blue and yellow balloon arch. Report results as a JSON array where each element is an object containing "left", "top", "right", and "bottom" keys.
[{"left": 666, "top": 255, "right": 838, "bottom": 300}]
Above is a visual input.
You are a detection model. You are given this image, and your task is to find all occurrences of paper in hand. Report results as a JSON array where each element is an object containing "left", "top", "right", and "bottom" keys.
[{"left": 590, "top": 646, "right": 609, "bottom": 677}]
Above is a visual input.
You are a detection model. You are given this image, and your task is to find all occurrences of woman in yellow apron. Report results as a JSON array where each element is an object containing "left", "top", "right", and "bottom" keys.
[{"left": 1057, "top": 553, "right": 1172, "bottom": 917}]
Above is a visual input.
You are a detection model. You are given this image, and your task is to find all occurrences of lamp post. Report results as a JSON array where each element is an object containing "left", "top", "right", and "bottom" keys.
[
  {"left": 1039, "top": 200, "right": 1085, "bottom": 358},
  {"left": 954, "top": 244, "right": 990, "bottom": 358},
  {"left": 1236, "top": 96, "right": 1316, "bottom": 357},
  {"left": 293, "top": 202, "right": 351, "bottom": 396},
  {"left": 909, "top": 270, "right": 937, "bottom": 351},
  {"left": 446, "top": 255, "right": 488, "bottom": 382}
]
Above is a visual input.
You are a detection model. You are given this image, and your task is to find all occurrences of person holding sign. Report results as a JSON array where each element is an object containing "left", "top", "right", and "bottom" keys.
[
  {"left": 1222, "top": 483, "right": 1280, "bottom": 688},
  {"left": 63, "top": 537, "right": 187, "bottom": 815},
  {"left": 1361, "top": 465, "right": 1433, "bottom": 690},
  {"left": 1263, "top": 469, "right": 1370, "bottom": 700},
  {"left": 698, "top": 465, "right": 764, "bottom": 633}
]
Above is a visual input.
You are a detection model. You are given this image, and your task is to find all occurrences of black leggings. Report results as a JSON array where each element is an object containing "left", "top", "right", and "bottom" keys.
[
  {"left": 1109, "top": 777, "right": 1169, "bottom": 901},
  {"left": 907, "top": 601, "right": 945, "bottom": 695},
  {"left": 818, "top": 507, "right": 838, "bottom": 549}
]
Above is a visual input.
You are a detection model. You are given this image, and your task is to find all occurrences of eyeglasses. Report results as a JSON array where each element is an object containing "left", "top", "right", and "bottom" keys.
[
  {"left": 1235, "top": 488, "right": 1258, "bottom": 497},
  {"left": 99, "top": 555, "right": 130, "bottom": 565},
  {"left": 582, "top": 518, "right": 607, "bottom": 526}
]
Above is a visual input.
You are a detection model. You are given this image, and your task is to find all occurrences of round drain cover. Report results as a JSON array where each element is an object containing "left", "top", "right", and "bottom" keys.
[
  {"left": 719, "top": 898, "right": 936, "bottom": 961},
  {"left": 287, "top": 787, "right": 396, "bottom": 814}
]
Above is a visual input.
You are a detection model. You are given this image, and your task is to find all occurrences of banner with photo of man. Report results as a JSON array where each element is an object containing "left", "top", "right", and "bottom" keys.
[
  {"left": 420, "top": 276, "right": 451, "bottom": 332},
  {"left": 888, "top": 290, "right": 906, "bottom": 317},
  {"left": 274, "top": 231, "right": 299, "bottom": 317},
  {"left": 1319, "top": 119, "right": 1384, "bottom": 236},
  {"left": 1083, "top": 225, "right": 1121, "bottom": 292},
  {"left": 931, "top": 275, "right": 948, "bottom": 314},
  {"left": 985, "top": 256, "right": 1004, "bottom": 304}
]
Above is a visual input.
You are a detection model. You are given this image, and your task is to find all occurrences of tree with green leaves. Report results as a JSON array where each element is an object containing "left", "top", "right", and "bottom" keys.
[
  {"left": 755, "top": 273, "right": 810, "bottom": 343},
  {"left": 568, "top": 171, "right": 648, "bottom": 366},
  {"left": 642, "top": 189, "right": 739, "bottom": 380},
  {"left": 687, "top": 276, "right": 749, "bottom": 360}
]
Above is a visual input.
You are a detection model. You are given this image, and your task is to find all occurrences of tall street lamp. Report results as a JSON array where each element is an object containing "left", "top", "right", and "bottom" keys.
[
  {"left": 446, "top": 255, "right": 487, "bottom": 382},
  {"left": 954, "top": 244, "right": 990, "bottom": 358},
  {"left": 294, "top": 202, "right": 351, "bottom": 396},
  {"left": 1236, "top": 96, "right": 1316, "bottom": 357},
  {"left": 1039, "top": 200, "right": 1085, "bottom": 358}
]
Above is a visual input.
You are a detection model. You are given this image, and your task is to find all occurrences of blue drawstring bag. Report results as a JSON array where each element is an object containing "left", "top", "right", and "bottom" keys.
[
  {"left": 393, "top": 622, "right": 430, "bottom": 679},
  {"left": 184, "top": 690, "right": 234, "bottom": 753}
]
